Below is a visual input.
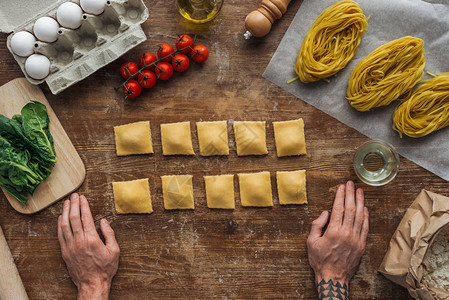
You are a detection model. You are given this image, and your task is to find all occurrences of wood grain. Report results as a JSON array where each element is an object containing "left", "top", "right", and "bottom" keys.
[
  {"left": 0, "top": 78, "right": 86, "bottom": 214},
  {"left": 0, "top": 226, "right": 28, "bottom": 300},
  {"left": 0, "top": 0, "right": 445, "bottom": 298}
]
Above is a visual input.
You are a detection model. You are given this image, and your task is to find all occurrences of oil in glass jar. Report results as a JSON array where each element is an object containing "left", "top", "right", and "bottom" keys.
[{"left": 175, "top": 0, "right": 223, "bottom": 23}]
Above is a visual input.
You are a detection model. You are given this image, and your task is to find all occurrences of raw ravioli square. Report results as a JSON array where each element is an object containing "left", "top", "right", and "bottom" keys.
[
  {"left": 196, "top": 121, "right": 229, "bottom": 156},
  {"left": 233, "top": 121, "right": 268, "bottom": 156},
  {"left": 276, "top": 170, "right": 307, "bottom": 205},
  {"left": 161, "top": 175, "right": 194, "bottom": 210},
  {"left": 238, "top": 172, "right": 273, "bottom": 207},
  {"left": 160, "top": 122, "right": 194, "bottom": 155},
  {"left": 204, "top": 175, "right": 235, "bottom": 209},
  {"left": 112, "top": 178, "right": 153, "bottom": 214},
  {"left": 273, "top": 119, "right": 306, "bottom": 157},
  {"left": 114, "top": 121, "right": 153, "bottom": 156}
]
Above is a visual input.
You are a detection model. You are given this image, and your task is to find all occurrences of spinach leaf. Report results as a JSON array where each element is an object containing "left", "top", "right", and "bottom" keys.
[
  {"left": 0, "top": 176, "right": 28, "bottom": 204},
  {"left": 0, "top": 115, "right": 26, "bottom": 148},
  {"left": 0, "top": 102, "right": 56, "bottom": 167},
  {"left": 0, "top": 138, "right": 42, "bottom": 202},
  {"left": 0, "top": 138, "right": 43, "bottom": 183},
  {"left": 0, "top": 101, "right": 57, "bottom": 204},
  {"left": 21, "top": 101, "right": 56, "bottom": 158}
]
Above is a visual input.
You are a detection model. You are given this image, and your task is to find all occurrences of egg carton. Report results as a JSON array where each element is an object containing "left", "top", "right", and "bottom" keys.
[{"left": 0, "top": 0, "right": 148, "bottom": 95}]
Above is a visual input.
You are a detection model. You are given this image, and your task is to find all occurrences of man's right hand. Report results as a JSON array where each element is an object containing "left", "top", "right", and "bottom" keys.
[{"left": 307, "top": 181, "right": 369, "bottom": 299}]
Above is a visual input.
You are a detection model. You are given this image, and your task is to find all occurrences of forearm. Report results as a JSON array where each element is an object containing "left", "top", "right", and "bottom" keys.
[
  {"left": 315, "top": 276, "right": 349, "bottom": 300},
  {"left": 77, "top": 282, "right": 110, "bottom": 300}
]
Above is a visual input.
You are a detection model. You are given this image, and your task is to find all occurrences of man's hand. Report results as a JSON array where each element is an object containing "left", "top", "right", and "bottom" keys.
[
  {"left": 58, "top": 193, "right": 120, "bottom": 300},
  {"left": 307, "top": 181, "right": 369, "bottom": 299}
]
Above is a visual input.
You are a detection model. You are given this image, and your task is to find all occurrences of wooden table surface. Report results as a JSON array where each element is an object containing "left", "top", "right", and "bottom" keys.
[{"left": 0, "top": 1, "right": 447, "bottom": 299}]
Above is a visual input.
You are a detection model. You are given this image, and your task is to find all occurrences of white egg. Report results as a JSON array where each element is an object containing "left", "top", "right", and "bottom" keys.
[
  {"left": 10, "top": 31, "right": 36, "bottom": 57},
  {"left": 33, "top": 17, "right": 59, "bottom": 43},
  {"left": 80, "top": 0, "right": 106, "bottom": 15},
  {"left": 57, "top": 2, "right": 83, "bottom": 29},
  {"left": 25, "top": 54, "right": 51, "bottom": 80}
]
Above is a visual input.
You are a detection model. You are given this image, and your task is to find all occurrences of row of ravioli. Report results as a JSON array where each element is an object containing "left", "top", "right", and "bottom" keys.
[
  {"left": 112, "top": 170, "right": 307, "bottom": 214},
  {"left": 113, "top": 119, "right": 307, "bottom": 157}
]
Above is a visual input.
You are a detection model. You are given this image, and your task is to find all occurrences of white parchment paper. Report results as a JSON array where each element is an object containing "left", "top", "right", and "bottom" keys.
[{"left": 263, "top": 0, "right": 449, "bottom": 181}]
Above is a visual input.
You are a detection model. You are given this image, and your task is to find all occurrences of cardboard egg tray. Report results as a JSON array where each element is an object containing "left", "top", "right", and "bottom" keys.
[{"left": 1, "top": 0, "right": 149, "bottom": 95}]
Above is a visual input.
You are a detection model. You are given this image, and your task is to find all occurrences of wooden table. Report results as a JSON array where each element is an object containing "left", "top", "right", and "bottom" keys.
[{"left": 0, "top": 1, "right": 447, "bottom": 299}]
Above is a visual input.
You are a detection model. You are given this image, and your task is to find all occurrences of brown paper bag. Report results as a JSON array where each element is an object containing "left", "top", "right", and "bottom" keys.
[{"left": 379, "top": 190, "right": 449, "bottom": 299}]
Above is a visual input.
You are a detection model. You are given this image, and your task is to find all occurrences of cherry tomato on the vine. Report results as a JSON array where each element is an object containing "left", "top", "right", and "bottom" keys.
[
  {"left": 171, "top": 54, "right": 190, "bottom": 72},
  {"left": 139, "top": 52, "right": 157, "bottom": 70},
  {"left": 191, "top": 45, "right": 209, "bottom": 63},
  {"left": 176, "top": 34, "right": 194, "bottom": 54},
  {"left": 155, "top": 62, "right": 174, "bottom": 80},
  {"left": 138, "top": 70, "right": 157, "bottom": 89},
  {"left": 122, "top": 80, "right": 141, "bottom": 99},
  {"left": 157, "top": 44, "right": 175, "bottom": 62},
  {"left": 120, "top": 62, "right": 139, "bottom": 79}
]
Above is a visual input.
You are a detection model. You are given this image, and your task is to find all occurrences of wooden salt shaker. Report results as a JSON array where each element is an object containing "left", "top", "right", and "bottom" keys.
[{"left": 244, "top": 0, "right": 292, "bottom": 39}]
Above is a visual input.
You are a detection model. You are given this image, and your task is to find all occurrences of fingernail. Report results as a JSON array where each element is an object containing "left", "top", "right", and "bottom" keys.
[
  {"left": 102, "top": 219, "right": 109, "bottom": 225},
  {"left": 339, "top": 184, "right": 345, "bottom": 191},
  {"left": 348, "top": 181, "right": 354, "bottom": 188},
  {"left": 64, "top": 200, "right": 70, "bottom": 206},
  {"left": 80, "top": 196, "right": 86, "bottom": 202},
  {"left": 70, "top": 193, "right": 78, "bottom": 200}
]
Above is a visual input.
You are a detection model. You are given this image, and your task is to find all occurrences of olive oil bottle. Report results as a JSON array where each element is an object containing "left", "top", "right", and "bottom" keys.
[{"left": 175, "top": 0, "right": 223, "bottom": 23}]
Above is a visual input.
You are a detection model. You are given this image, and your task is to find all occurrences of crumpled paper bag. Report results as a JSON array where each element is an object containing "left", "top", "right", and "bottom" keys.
[{"left": 379, "top": 190, "right": 449, "bottom": 299}]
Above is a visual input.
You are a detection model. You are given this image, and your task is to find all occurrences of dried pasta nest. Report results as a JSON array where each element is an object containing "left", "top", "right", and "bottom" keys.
[
  {"left": 347, "top": 36, "right": 426, "bottom": 112},
  {"left": 393, "top": 73, "right": 449, "bottom": 138},
  {"left": 293, "top": 0, "right": 368, "bottom": 83}
]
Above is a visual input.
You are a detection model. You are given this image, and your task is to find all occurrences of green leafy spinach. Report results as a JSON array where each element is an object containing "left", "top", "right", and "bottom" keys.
[{"left": 0, "top": 101, "right": 56, "bottom": 204}]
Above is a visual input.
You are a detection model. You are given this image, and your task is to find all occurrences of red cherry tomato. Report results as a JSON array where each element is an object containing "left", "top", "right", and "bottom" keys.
[
  {"left": 191, "top": 45, "right": 209, "bottom": 63},
  {"left": 122, "top": 80, "right": 141, "bottom": 99},
  {"left": 138, "top": 70, "right": 157, "bottom": 89},
  {"left": 157, "top": 44, "right": 175, "bottom": 62},
  {"left": 171, "top": 54, "right": 190, "bottom": 72},
  {"left": 120, "top": 62, "right": 139, "bottom": 79},
  {"left": 176, "top": 34, "right": 194, "bottom": 54},
  {"left": 139, "top": 52, "right": 157, "bottom": 70},
  {"left": 155, "top": 62, "right": 174, "bottom": 80}
]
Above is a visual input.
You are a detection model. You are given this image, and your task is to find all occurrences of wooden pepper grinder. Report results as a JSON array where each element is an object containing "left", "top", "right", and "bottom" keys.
[{"left": 244, "top": 0, "right": 292, "bottom": 39}]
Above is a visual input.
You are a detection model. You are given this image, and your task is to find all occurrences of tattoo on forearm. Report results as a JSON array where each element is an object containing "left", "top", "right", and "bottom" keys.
[{"left": 316, "top": 279, "right": 349, "bottom": 299}]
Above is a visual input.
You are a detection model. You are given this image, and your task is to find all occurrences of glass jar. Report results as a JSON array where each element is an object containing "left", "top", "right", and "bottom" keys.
[
  {"left": 353, "top": 140, "right": 400, "bottom": 186},
  {"left": 175, "top": 0, "right": 224, "bottom": 23}
]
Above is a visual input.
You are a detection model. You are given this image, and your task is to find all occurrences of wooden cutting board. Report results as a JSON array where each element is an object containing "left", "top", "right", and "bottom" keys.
[
  {"left": 0, "top": 78, "right": 85, "bottom": 214},
  {"left": 0, "top": 226, "right": 28, "bottom": 299}
]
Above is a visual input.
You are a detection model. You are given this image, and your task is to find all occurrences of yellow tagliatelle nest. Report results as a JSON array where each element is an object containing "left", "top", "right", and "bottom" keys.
[
  {"left": 347, "top": 36, "right": 426, "bottom": 112},
  {"left": 292, "top": 0, "right": 368, "bottom": 83},
  {"left": 393, "top": 73, "right": 449, "bottom": 138}
]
